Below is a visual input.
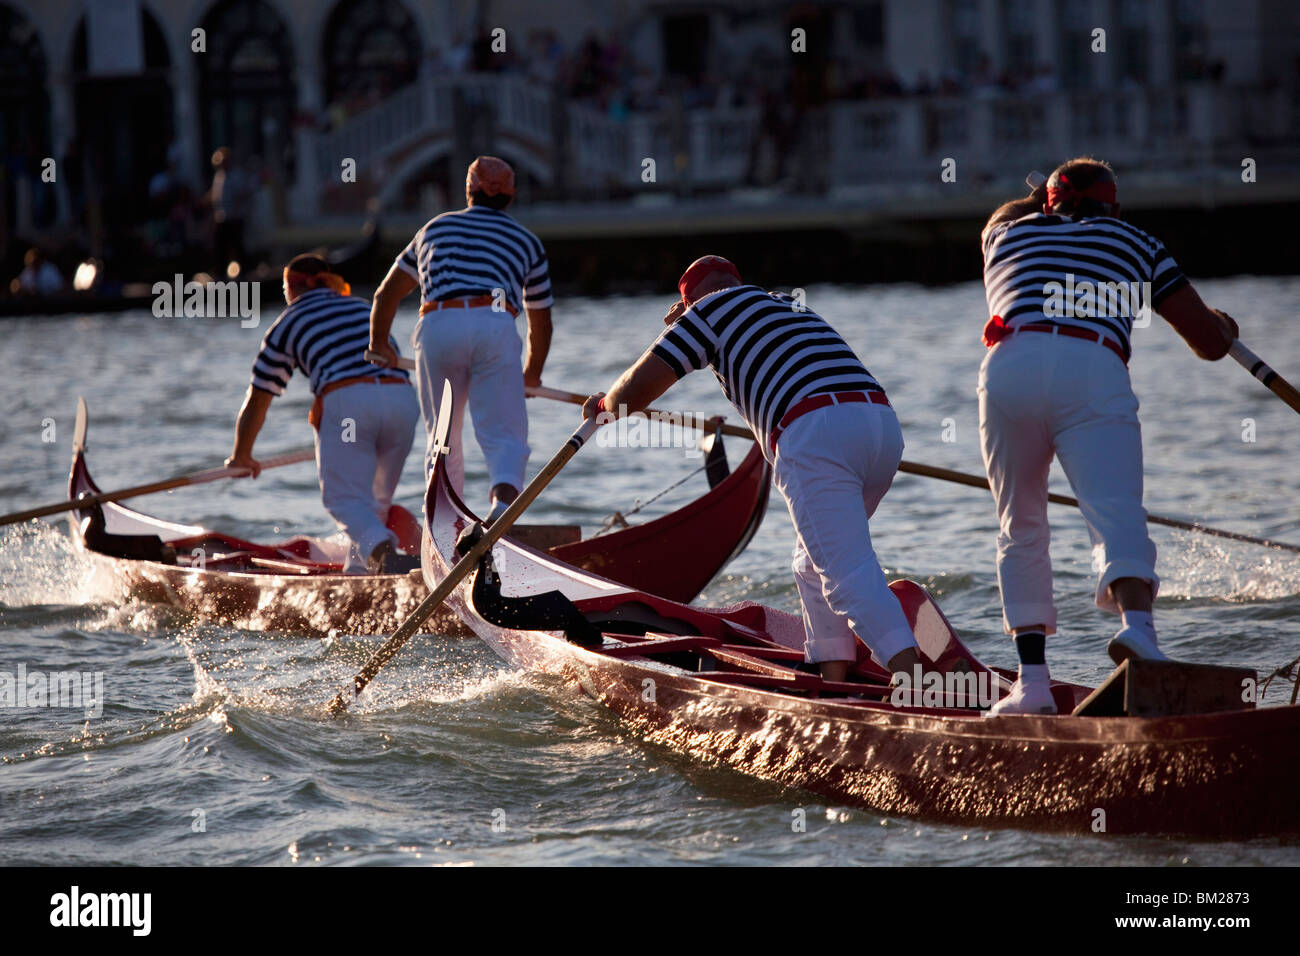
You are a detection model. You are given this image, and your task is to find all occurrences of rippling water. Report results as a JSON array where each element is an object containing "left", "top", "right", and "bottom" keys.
[{"left": 3, "top": 277, "right": 1299, "bottom": 865}]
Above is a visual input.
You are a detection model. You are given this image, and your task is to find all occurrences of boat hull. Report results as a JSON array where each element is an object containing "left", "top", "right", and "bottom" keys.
[
  {"left": 66, "top": 422, "right": 769, "bottom": 635},
  {"left": 561, "top": 653, "right": 1300, "bottom": 836},
  {"left": 423, "top": 444, "right": 1300, "bottom": 837}
]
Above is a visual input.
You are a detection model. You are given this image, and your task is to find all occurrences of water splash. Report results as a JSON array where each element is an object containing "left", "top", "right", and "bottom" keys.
[
  {"left": 1158, "top": 531, "right": 1300, "bottom": 602},
  {"left": 0, "top": 521, "right": 103, "bottom": 609}
]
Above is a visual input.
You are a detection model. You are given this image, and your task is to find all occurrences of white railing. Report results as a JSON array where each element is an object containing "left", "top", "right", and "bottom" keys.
[
  {"left": 827, "top": 86, "right": 1277, "bottom": 187},
  {"left": 315, "top": 80, "right": 431, "bottom": 181},
  {"left": 303, "top": 81, "right": 1294, "bottom": 211},
  {"left": 435, "top": 75, "right": 553, "bottom": 146},
  {"left": 686, "top": 109, "right": 758, "bottom": 186},
  {"left": 567, "top": 105, "right": 629, "bottom": 187}
]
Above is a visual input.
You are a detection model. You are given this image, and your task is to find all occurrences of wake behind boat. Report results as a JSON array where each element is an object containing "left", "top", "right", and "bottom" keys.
[
  {"left": 67, "top": 401, "right": 769, "bottom": 635},
  {"left": 421, "top": 429, "right": 1300, "bottom": 838}
]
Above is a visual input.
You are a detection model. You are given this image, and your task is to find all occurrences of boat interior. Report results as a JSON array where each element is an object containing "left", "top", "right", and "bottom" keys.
[{"left": 465, "top": 547, "right": 1052, "bottom": 716}]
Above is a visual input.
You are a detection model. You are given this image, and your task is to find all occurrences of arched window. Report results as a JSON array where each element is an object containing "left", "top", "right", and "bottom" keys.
[
  {"left": 198, "top": 0, "right": 297, "bottom": 180},
  {"left": 70, "top": 8, "right": 173, "bottom": 228},
  {"left": 322, "top": 0, "right": 420, "bottom": 110},
  {"left": 0, "top": 2, "right": 51, "bottom": 229}
]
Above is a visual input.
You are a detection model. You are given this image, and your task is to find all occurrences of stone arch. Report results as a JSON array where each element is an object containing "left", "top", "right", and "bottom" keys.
[
  {"left": 197, "top": 0, "right": 298, "bottom": 179},
  {"left": 321, "top": 0, "right": 423, "bottom": 111}
]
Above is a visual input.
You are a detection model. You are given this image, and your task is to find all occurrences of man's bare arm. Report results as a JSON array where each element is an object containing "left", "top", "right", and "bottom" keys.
[
  {"left": 584, "top": 350, "right": 680, "bottom": 419},
  {"left": 523, "top": 306, "right": 552, "bottom": 388},
  {"left": 1155, "top": 284, "right": 1239, "bottom": 361},
  {"left": 983, "top": 180, "right": 1049, "bottom": 238},
  {"left": 226, "top": 386, "right": 275, "bottom": 476},
  {"left": 368, "top": 263, "right": 417, "bottom": 366}
]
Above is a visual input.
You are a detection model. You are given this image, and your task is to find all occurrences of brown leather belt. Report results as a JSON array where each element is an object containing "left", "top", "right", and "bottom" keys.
[
  {"left": 1010, "top": 322, "right": 1128, "bottom": 366},
  {"left": 309, "top": 374, "right": 408, "bottom": 428},
  {"left": 419, "top": 295, "right": 519, "bottom": 317},
  {"left": 769, "top": 390, "right": 891, "bottom": 453}
]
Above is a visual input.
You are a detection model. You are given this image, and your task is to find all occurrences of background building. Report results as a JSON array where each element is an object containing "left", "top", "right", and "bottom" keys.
[{"left": 2, "top": 0, "right": 1298, "bottom": 287}]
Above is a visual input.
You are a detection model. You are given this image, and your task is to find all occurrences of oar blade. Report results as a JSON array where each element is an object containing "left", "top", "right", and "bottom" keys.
[
  {"left": 325, "top": 407, "right": 600, "bottom": 716},
  {"left": 74, "top": 397, "right": 88, "bottom": 454},
  {"left": 433, "top": 379, "right": 453, "bottom": 458}
]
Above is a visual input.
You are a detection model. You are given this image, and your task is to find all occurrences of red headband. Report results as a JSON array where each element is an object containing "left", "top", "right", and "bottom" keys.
[
  {"left": 284, "top": 266, "right": 350, "bottom": 297},
  {"left": 1046, "top": 172, "right": 1117, "bottom": 211}
]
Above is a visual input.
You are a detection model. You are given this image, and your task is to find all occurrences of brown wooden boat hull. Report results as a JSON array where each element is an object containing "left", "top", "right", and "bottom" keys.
[
  {"left": 424, "top": 446, "right": 1300, "bottom": 838},
  {"left": 67, "top": 431, "right": 769, "bottom": 636}
]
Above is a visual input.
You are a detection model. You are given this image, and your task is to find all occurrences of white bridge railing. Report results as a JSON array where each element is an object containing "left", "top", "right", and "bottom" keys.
[{"left": 303, "top": 79, "right": 1294, "bottom": 213}]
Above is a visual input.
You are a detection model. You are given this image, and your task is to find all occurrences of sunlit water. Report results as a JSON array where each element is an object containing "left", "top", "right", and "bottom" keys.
[{"left": 2, "top": 276, "right": 1299, "bottom": 865}]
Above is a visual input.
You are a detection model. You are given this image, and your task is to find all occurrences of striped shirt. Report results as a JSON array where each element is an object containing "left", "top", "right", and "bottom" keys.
[
  {"left": 983, "top": 213, "right": 1188, "bottom": 359},
  {"left": 396, "top": 205, "right": 553, "bottom": 313},
  {"left": 251, "top": 288, "right": 409, "bottom": 396},
  {"left": 650, "top": 285, "right": 883, "bottom": 453}
]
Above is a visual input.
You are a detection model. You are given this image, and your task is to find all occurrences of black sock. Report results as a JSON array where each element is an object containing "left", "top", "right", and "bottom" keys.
[{"left": 1013, "top": 631, "right": 1046, "bottom": 666}]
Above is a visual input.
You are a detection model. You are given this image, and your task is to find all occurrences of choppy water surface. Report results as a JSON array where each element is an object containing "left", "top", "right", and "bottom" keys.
[{"left": 2, "top": 276, "right": 1299, "bottom": 865}]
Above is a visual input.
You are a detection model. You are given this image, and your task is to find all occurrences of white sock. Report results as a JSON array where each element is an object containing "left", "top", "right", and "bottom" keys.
[
  {"left": 1120, "top": 610, "right": 1156, "bottom": 638},
  {"left": 1018, "top": 663, "right": 1050, "bottom": 685}
]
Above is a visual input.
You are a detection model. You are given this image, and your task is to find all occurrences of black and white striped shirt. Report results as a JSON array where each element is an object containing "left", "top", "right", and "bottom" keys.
[
  {"left": 650, "top": 286, "right": 884, "bottom": 453},
  {"left": 983, "top": 213, "right": 1188, "bottom": 358},
  {"left": 396, "top": 205, "right": 553, "bottom": 313},
  {"left": 251, "top": 288, "right": 409, "bottom": 396}
]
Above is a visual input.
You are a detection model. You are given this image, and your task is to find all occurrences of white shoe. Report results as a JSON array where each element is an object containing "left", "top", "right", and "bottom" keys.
[
  {"left": 1107, "top": 626, "right": 1170, "bottom": 664},
  {"left": 985, "top": 664, "right": 1057, "bottom": 717}
]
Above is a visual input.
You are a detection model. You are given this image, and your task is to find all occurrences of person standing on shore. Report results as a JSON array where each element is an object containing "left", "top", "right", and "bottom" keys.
[
  {"left": 978, "top": 157, "right": 1239, "bottom": 715},
  {"left": 209, "top": 147, "right": 256, "bottom": 277}
]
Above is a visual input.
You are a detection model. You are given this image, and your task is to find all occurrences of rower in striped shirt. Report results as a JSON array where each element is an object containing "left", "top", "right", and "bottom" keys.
[
  {"left": 583, "top": 256, "right": 929, "bottom": 683},
  {"left": 226, "top": 254, "right": 420, "bottom": 573},
  {"left": 979, "top": 157, "right": 1240, "bottom": 715},
  {"left": 367, "top": 156, "right": 553, "bottom": 522}
]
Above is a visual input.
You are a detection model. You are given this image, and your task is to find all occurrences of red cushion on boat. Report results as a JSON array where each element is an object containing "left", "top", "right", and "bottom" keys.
[{"left": 386, "top": 505, "right": 422, "bottom": 555}]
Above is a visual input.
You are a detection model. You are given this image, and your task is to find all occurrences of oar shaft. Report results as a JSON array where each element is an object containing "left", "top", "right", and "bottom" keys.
[
  {"left": 524, "top": 384, "right": 1300, "bottom": 555},
  {"left": 327, "top": 416, "right": 601, "bottom": 715},
  {"left": 898, "top": 461, "right": 1300, "bottom": 553},
  {"left": 526, "top": 385, "right": 754, "bottom": 440},
  {"left": 1229, "top": 339, "right": 1300, "bottom": 415},
  {"left": 1, "top": 448, "right": 315, "bottom": 527}
]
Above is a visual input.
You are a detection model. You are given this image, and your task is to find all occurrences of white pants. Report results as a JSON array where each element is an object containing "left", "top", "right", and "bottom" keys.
[
  {"left": 978, "top": 333, "right": 1158, "bottom": 633},
  {"left": 315, "top": 382, "right": 420, "bottom": 572},
  {"left": 772, "top": 402, "right": 917, "bottom": 665},
  {"left": 412, "top": 307, "right": 529, "bottom": 497}
]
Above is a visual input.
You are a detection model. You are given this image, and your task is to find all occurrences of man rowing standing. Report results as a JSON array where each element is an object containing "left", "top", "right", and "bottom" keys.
[
  {"left": 582, "top": 256, "right": 927, "bottom": 682},
  {"left": 980, "top": 158, "right": 1239, "bottom": 715},
  {"left": 367, "top": 156, "right": 553, "bottom": 522},
  {"left": 227, "top": 254, "right": 421, "bottom": 573}
]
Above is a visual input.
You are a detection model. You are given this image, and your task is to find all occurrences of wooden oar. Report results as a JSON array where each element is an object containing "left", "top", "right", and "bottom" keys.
[
  {"left": 325, "top": 408, "right": 601, "bottom": 716},
  {"left": 526, "top": 386, "right": 1300, "bottom": 554},
  {"left": 1228, "top": 339, "right": 1300, "bottom": 416},
  {"left": 362, "top": 356, "right": 735, "bottom": 435},
  {"left": 526, "top": 385, "right": 755, "bottom": 438},
  {"left": 1, "top": 446, "right": 315, "bottom": 527},
  {"left": 898, "top": 461, "right": 1300, "bottom": 554}
]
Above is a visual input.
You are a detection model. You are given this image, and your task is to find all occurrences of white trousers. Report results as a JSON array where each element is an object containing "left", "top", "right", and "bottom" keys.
[
  {"left": 315, "top": 382, "right": 420, "bottom": 572},
  {"left": 978, "top": 333, "right": 1158, "bottom": 633},
  {"left": 772, "top": 402, "right": 917, "bottom": 665},
  {"left": 412, "top": 308, "right": 529, "bottom": 498}
]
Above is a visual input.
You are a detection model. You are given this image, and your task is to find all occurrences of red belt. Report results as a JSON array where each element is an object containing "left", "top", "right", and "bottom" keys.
[
  {"left": 768, "top": 390, "right": 891, "bottom": 453},
  {"left": 419, "top": 295, "right": 519, "bottom": 317},
  {"left": 309, "top": 374, "right": 408, "bottom": 429},
  {"left": 1005, "top": 323, "right": 1128, "bottom": 366}
]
